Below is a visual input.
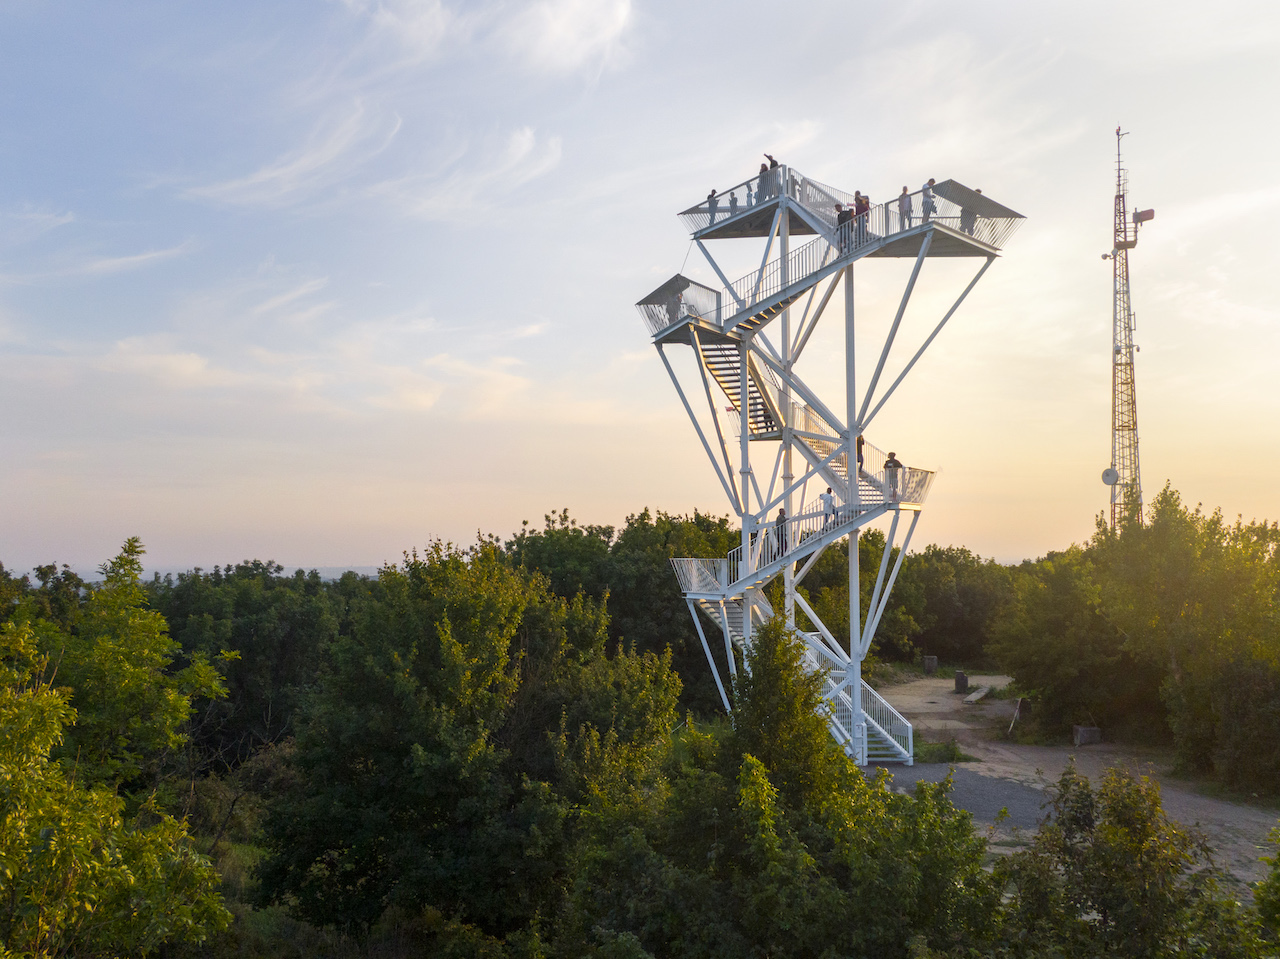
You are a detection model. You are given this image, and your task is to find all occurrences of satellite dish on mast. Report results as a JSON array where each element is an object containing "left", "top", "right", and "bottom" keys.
[{"left": 1101, "top": 467, "right": 1120, "bottom": 486}]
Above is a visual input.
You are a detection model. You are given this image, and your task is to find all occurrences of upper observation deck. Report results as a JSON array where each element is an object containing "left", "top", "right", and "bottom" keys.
[
  {"left": 638, "top": 166, "right": 1023, "bottom": 342},
  {"left": 682, "top": 166, "right": 1022, "bottom": 256}
]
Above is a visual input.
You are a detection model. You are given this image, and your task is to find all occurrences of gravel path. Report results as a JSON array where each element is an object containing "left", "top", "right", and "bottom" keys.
[{"left": 870, "top": 675, "right": 1280, "bottom": 893}]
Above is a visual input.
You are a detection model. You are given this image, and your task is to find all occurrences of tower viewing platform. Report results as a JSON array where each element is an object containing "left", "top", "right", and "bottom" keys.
[
  {"left": 639, "top": 167, "right": 1022, "bottom": 345},
  {"left": 633, "top": 161, "right": 1023, "bottom": 765}
]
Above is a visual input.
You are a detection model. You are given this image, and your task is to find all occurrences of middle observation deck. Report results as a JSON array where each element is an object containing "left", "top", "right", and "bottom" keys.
[{"left": 638, "top": 165, "right": 1023, "bottom": 344}]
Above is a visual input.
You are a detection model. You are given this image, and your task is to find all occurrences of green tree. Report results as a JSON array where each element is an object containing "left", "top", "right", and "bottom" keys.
[
  {"left": 561, "top": 618, "right": 997, "bottom": 959},
  {"left": 257, "top": 540, "right": 681, "bottom": 942},
  {"left": 989, "top": 548, "right": 1162, "bottom": 734},
  {"left": 506, "top": 508, "right": 615, "bottom": 601},
  {"left": 995, "top": 763, "right": 1263, "bottom": 958},
  {"left": 40, "top": 538, "right": 227, "bottom": 797},
  {"left": 0, "top": 623, "right": 229, "bottom": 957},
  {"left": 1092, "top": 485, "right": 1280, "bottom": 770},
  {"left": 598, "top": 508, "right": 739, "bottom": 715},
  {"left": 149, "top": 560, "right": 348, "bottom": 766},
  {"left": 903, "top": 544, "right": 1014, "bottom": 664}
]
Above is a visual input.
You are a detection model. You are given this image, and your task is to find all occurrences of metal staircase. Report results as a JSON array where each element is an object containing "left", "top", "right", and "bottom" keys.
[{"left": 687, "top": 590, "right": 912, "bottom": 762}]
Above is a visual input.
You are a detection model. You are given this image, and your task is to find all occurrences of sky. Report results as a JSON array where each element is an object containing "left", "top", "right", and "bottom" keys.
[{"left": 1, "top": 0, "right": 1278, "bottom": 574}]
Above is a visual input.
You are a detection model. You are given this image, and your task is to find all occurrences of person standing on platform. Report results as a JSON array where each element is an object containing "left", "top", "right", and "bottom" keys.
[
  {"left": 899, "top": 186, "right": 913, "bottom": 229},
  {"left": 774, "top": 508, "right": 788, "bottom": 559},
  {"left": 757, "top": 162, "right": 771, "bottom": 200},
  {"left": 922, "top": 178, "right": 936, "bottom": 222},
  {"left": 856, "top": 433, "right": 865, "bottom": 474},
  {"left": 854, "top": 191, "right": 870, "bottom": 243},
  {"left": 835, "top": 202, "right": 853, "bottom": 251},
  {"left": 707, "top": 188, "right": 718, "bottom": 226},
  {"left": 820, "top": 487, "right": 836, "bottom": 529},
  {"left": 884, "top": 451, "right": 904, "bottom": 500}
]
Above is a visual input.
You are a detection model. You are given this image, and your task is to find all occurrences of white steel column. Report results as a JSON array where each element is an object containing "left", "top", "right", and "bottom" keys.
[
  {"left": 780, "top": 178, "right": 795, "bottom": 629},
  {"left": 845, "top": 263, "right": 863, "bottom": 763},
  {"left": 739, "top": 335, "right": 753, "bottom": 651}
]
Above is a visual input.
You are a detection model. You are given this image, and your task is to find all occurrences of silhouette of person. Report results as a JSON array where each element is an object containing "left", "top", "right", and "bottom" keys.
[
  {"left": 898, "top": 186, "right": 913, "bottom": 229},
  {"left": 884, "top": 451, "right": 904, "bottom": 500},
  {"left": 729, "top": 191, "right": 739, "bottom": 217},
  {"left": 820, "top": 487, "right": 836, "bottom": 528},
  {"left": 707, "top": 188, "right": 719, "bottom": 226},
  {"left": 922, "top": 178, "right": 936, "bottom": 222},
  {"left": 835, "top": 202, "right": 853, "bottom": 251},
  {"left": 774, "top": 508, "right": 788, "bottom": 558},
  {"left": 854, "top": 191, "right": 870, "bottom": 243},
  {"left": 959, "top": 189, "right": 978, "bottom": 235},
  {"left": 856, "top": 433, "right": 865, "bottom": 473}
]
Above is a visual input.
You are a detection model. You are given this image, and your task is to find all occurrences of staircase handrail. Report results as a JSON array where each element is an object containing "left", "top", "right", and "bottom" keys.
[{"left": 861, "top": 679, "right": 913, "bottom": 758}]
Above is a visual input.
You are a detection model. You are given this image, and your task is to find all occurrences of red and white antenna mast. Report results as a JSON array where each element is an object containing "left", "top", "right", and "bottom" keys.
[{"left": 1101, "top": 127, "right": 1153, "bottom": 528}]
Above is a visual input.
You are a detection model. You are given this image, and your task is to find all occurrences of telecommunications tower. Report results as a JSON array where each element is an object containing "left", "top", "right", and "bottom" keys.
[
  {"left": 1101, "top": 127, "right": 1154, "bottom": 528},
  {"left": 635, "top": 164, "right": 1023, "bottom": 764}
]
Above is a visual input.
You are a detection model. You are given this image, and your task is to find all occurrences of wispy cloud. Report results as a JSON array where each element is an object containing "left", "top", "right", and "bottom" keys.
[
  {"left": 339, "top": 0, "right": 458, "bottom": 63},
  {"left": 1, "top": 207, "right": 76, "bottom": 247},
  {"left": 501, "top": 0, "right": 632, "bottom": 75},
  {"left": 250, "top": 277, "right": 333, "bottom": 318},
  {"left": 80, "top": 241, "right": 193, "bottom": 276},
  {"left": 0, "top": 240, "right": 193, "bottom": 284},
  {"left": 186, "top": 102, "right": 401, "bottom": 207},
  {"left": 370, "top": 125, "right": 562, "bottom": 220},
  {"left": 420, "top": 352, "right": 530, "bottom": 418},
  {"left": 96, "top": 336, "right": 249, "bottom": 389}
]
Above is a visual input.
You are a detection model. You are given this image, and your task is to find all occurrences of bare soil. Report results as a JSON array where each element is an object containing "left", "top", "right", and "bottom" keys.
[{"left": 884, "top": 674, "right": 1280, "bottom": 893}]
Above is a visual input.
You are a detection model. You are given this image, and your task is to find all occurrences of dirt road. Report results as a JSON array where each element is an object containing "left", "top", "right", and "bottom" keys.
[{"left": 874, "top": 674, "right": 1279, "bottom": 894}]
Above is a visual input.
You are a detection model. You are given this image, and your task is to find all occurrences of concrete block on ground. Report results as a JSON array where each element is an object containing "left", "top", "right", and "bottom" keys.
[
  {"left": 923, "top": 655, "right": 938, "bottom": 675},
  {"left": 1073, "top": 725, "right": 1103, "bottom": 746},
  {"left": 954, "top": 670, "right": 968, "bottom": 694},
  {"left": 963, "top": 686, "right": 990, "bottom": 705}
]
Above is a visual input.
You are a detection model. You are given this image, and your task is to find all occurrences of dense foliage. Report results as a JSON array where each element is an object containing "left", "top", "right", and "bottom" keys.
[
  {"left": 0, "top": 542, "right": 229, "bottom": 957},
  {"left": 992, "top": 485, "right": 1280, "bottom": 791},
  {"left": 4, "top": 490, "right": 1280, "bottom": 957}
]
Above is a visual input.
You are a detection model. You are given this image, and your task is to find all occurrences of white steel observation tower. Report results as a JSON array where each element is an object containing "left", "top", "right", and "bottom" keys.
[{"left": 635, "top": 164, "right": 1024, "bottom": 765}]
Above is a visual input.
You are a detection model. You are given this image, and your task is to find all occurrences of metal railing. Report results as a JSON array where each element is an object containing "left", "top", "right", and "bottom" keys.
[
  {"left": 862, "top": 679, "right": 913, "bottom": 759},
  {"left": 674, "top": 470, "right": 932, "bottom": 596},
  {"left": 801, "top": 644, "right": 911, "bottom": 762},
  {"left": 678, "top": 169, "right": 784, "bottom": 234},
  {"left": 671, "top": 557, "right": 728, "bottom": 593},
  {"left": 646, "top": 172, "right": 1022, "bottom": 339},
  {"left": 674, "top": 169, "right": 1022, "bottom": 330},
  {"left": 635, "top": 277, "right": 722, "bottom": 337}
]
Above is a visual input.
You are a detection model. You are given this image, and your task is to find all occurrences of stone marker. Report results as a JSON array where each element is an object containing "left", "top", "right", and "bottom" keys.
[
  {"left": 954, "top": 670, "right": 968, "bottom": 694},
  {"left": 923, "top": 655, "right": 938, "bottom": 675},
  {"left": 1073, "top": 725, "right": 1102, "bottom": 746}
]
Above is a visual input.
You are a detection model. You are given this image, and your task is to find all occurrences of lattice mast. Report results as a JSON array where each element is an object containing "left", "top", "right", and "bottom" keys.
[{"left": 1105, "top": 127, "right": 1152, "bottom": 527}]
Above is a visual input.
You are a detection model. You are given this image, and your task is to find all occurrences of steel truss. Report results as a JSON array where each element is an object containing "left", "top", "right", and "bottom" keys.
[
  {"left": 636, "top": 165, "right": 1023, "bottom": 764},
  {"left": 1103, "top": 129, "right": 1151, "bottom": 529}
]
